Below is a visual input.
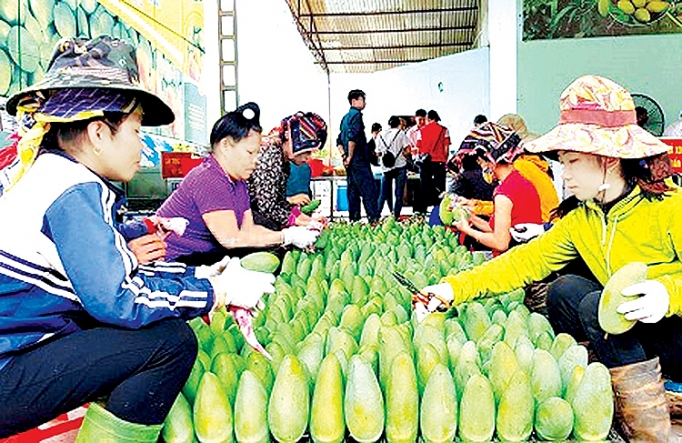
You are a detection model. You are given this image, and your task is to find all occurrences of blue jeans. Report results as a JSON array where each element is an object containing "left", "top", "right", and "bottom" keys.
[
  {"left": 346, "top": 161, "right": 379, "bottom": 222},
  {"left": 378, "top": 167, "right": 407, "bottom": 218},
  {"left": 547, "top": 274, "right": 682, "bottom": 379}
]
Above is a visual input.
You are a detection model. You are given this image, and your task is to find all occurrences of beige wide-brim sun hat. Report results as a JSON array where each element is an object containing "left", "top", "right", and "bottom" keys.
[{"left": 525, "top": 75, "right": 670, "bottom": 159}]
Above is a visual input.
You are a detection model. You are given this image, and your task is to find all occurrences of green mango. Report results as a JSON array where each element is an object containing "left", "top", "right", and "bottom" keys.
[
  {"left": 488, "top": 341, "right": 519, "bottom": 402},
  {"left": 234, "top": 371, "right": 269, "bottom": 443},
  {"left": 458, "top": 374, "right": 495, "bottom": 442},
  {"left": 598, "top": 262, "right": 647, "bottom": 335},
  {"left": 454, "top": 341, "right": 482, "bottom": 397},
  {"left": 530, "top": 349, "right": 562, "bottom": 404},
  {"left": 161, "top": 393, "right": 194, "bottom": 443},
  {"left": 246, "top": 351, "right": 275, "bottom": 394},
  {"left": 416, "top": 344, "right": 441, "bottom": 397},
  {"left": 268, "top": 355, "right": 310, "bottom": 443},
  {"left": 241, "top": 251, "right": 280, "bottom": 273},
  {"left": 503, "top": 310, "right": 529, "bottom": 347},
  {"left": 296, "top": 332, "right": 324, "bottom": 381},
  {"left": 496, "top": 370, "right": 534, "bottom": 442},
  {"left": 339, "top": 304, "right": 364, "bottom": 341},
  {"left": 571, "top": 362, "right": 614, "bottom": 441},
  {"left": 182, "top": 357, "right": 205, "bottom": 405},
  {"left": 359, "top": 313, "right": 382, "bottom": 348},
  {"left": 325, "top": 327, "right": 358, "bottom": 360},
  {"left": 310, "top": 354, "right": 345, "bottom": 443},
  {"left": 557, "top": 345, "right": 588, "bottom": 393},
  {"left": 477, "top": 323, "right": 504, "bottom": 363},
  {"left": 345, "top": 355, "right": 385, "bottom": 442},
  {"left": 420, "top": 364, "right": 457, "bottom": 443},
  {"left": 549, "top": 332, "right": 578, "bottom": 361},
  {"left": 211, "top": 353, "right": 240, "bottom": 406},
  {"left": 385, "top": 352, "right": 419, "bottom": 443},
  {"left": 528, "top": 312, "right": 555, "bottom": 343},
  {"left": 564, "top": 365, "right": 585, "bottom": 405},
  {"left": 193, "top": 372, "right": 233, "bottom": 443},
  {"left": 535, "top": 397, "right": 574, "bottom": 441},
  {"left": 461, "top": 302, "right": 491, "bottom": 342}
]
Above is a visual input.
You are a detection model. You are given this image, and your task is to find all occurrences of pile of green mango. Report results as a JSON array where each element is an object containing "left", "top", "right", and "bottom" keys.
[{"left": 162, "top": 218, "right": 614, "bottom": 442}]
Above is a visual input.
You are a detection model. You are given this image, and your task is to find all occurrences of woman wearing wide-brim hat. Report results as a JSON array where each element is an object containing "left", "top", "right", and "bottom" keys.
[
  {"left": 0, "top": 36, "right": 276, "bottom": 441},
  {"left": 418, "top": 75, "right": 681, "bottom": 440}
]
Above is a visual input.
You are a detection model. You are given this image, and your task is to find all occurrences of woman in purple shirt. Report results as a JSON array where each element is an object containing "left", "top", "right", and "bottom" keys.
[{"left": 157, "top": 103, "right": 318, "bottom": 264}]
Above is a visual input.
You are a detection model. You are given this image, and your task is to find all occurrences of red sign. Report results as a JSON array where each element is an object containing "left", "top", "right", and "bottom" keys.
[
  {"left": 161, "top": 152, "right": 202, "bottom": 179},
  {"left": 661, "top": 138, "right": 682, "bottom": 173}
]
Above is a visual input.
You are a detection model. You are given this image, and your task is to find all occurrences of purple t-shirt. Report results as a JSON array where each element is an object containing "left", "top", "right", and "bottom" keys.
[{"left": 157, "top": 155, "right": 251, "bottom": 260}]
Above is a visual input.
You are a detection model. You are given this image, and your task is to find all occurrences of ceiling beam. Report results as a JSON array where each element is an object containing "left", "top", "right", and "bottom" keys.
[
  {"left": 284, "top": 0, "right": 329, "bottom": 73},
  {"left": 320, "top": 42, "right": 472, "bottom": 51},
  {"left": 298, "top": 6, "right": 477, "bottom": 17},
  {"left": 318, "top": 59, "right": 430, "bottom": 65},
  {"left": 314, "top": 25, "right": 476, "bottom": 35}
]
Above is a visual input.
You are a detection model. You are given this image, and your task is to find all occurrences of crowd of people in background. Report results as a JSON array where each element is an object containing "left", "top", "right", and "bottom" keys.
[
  {"left": 336, "top": 86, "right": 560, "bottom": 260},
  {"left": 337, "top": 89, "right": 454, "bottom": 221}
]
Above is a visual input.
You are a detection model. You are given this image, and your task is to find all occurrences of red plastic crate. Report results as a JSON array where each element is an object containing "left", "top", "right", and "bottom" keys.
[{"left": 0, "top": 406, "right": 87, "bottom": 443}]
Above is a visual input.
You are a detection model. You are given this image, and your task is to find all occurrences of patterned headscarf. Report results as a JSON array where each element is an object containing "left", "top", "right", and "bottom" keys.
[
  {"left": 277, "top": 112, "right": 328, "bottom": 155},
  {"left": 0, "top": 88, "right": 138, "bottom": 196},
  {"left": 457, "top": 122, "right": 523, "bottom": 165}
]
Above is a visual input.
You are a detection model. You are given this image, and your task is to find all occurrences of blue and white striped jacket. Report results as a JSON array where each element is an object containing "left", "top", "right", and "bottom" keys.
[{"left": 0, "top": 151, "right": 214, "bottom": 372}]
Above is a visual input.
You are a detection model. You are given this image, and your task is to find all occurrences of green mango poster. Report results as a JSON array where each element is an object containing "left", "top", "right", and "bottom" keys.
[{"left": 523, "top": 0, "right": 682, "bottom": 40}]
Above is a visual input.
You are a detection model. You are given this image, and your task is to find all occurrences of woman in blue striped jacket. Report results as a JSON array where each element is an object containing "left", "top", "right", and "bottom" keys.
[{"left": 0, "top": 36, "right": 275, "bottom": 442}]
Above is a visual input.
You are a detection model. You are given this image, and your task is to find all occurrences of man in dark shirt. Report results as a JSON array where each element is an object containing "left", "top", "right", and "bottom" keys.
[{"left": 336, "top": 89, "right": 380, "bottom": 222}]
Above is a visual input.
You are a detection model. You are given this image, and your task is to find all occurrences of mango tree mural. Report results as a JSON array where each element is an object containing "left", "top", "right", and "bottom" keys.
[
  {"left": 0, "top": 0, "right": 206, "bottom": 144},
  {"left": 523, "top": 0, "right": 682, "bottom": 39}
]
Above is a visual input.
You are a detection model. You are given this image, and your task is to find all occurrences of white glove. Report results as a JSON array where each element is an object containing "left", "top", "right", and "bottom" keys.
[
  {"left": 307, "top": 220, "right": 324, "bottom": 232},
  {"left": 209, "top": 258, "right": 275, "bottom": 311},
  {"left": 195, "top": 255, "right": 231, "bottom": 279},
  {"left": 282, "top": 226, "right": 320, "bottom": 249},
  {"left": 617, "top": 280, "right": 670, "bottom": 324},
  {"left": 422, "top": 283, "right": 455, "bottom": 314},
  {"left": 510, "top": 223, "right": 546, "bottom": 243}
]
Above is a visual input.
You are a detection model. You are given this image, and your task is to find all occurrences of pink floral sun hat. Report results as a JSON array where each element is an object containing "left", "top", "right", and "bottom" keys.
[{"left": 525, "top": 75, "right": 670, "bottom": 159}]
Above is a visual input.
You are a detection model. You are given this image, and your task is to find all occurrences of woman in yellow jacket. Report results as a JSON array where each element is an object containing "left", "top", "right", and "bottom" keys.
[{"left": 419, "top": 75, "right": 679, "bottom": 441}]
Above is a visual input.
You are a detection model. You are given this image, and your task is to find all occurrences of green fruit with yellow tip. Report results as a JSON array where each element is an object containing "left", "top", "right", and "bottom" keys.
[
  {"left": 598, "top": 0, "right": 610, "bottom": 17},
  {"left": 617, "top": 0, "right": 636, "bottom": 13},
  {"left": 647, "top": 0, "right": 670, "bottom": 12},
  {"left": 634, "top": 7, "right": 651, "bottom": 21}
]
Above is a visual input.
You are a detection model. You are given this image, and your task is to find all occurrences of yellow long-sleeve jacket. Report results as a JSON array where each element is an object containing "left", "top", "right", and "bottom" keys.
[{"left": 442, "top": 186, "right": 682, "bottom": 317}]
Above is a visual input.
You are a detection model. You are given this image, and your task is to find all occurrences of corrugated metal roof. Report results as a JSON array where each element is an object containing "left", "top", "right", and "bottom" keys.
[{"left": 285, "top": 0, "right": 480, "bottom": 73}]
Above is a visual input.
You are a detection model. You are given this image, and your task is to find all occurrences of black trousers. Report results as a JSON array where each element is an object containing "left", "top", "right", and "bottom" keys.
[
  {"left": 547, "top": 274, "right": 682, "bottom": 380},
  {"left": 415, "top": 161, "right": 446, "bottom": 214},
  {"left": 0, "top": 318, "right": 197, "bottom": 437},
  {"left": 346, "top": 161, "right": 379, "bottom": 222}
]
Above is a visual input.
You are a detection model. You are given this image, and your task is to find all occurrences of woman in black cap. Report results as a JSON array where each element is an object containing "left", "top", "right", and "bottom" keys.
[{"left": 0, "top": 36, "right": 275, "bottom": 441}]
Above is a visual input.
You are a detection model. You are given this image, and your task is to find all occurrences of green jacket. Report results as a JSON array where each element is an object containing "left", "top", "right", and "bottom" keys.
[{"left": 442, "top": 186, "right": 682, "bottom": 317}]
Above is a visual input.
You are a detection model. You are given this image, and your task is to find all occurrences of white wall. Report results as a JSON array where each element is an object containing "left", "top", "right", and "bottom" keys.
[
  {"left": 329, "top": 48, "right": 491, "bottom": 152},
  {"left": 488, "top": 0, "right": 519, "bottom": 119},
  {"left": 235, "top": 0, "right": 330, "bottom": 132}
]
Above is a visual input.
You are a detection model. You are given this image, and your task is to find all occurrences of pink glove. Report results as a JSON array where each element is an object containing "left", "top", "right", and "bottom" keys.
[{"left": 287, "top": 206, "right": 303, "bottom": 227}]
